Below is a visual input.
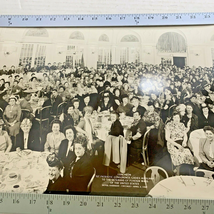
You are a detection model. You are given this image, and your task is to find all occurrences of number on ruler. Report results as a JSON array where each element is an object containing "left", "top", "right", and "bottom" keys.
[
  {"left": 166, "top": 204, "right": 174, "bottom": 209},
  {"left": 13, "top": 199, "right": 19, "bottom": 204},
  {"left": 176, "top": 15, "right": 182, "bottom": 19},
  {"left": 149, "top": 203, "right": 156, "bottom": 209},
  {"left": 190, "top": 15, "right": 196, "bottom": 19},
  {"left": 63, "top": 201, "right": 70, "bottom": 206},
  {"left": 78, "top": 17, "right": 84, "bottom": 20},
  {"left": 36, "top": 17, "right": 42, "bottom": 21},
  {"left": 184, "top": 205, "right": 191, "bottom": 210},
  {"left": 80, "top": 201, "right": 87, "bottom": 206},
  {"left": 97, "top": 202, "right": 104, "bottom": 207},
  {"left": 64, "top": 17, "right": 70, "bottom": 21},
  {"left": 120, "top": 16, "right": 125, "bottom": 20},
  {"left": 114, "top": 202, "right": 121, "bottom": 207},
  {"left": 204, "top": 15, "right": 210, "bottom": 18},
  {"left": 46, "top": 200, "right": 53, "bottom": 205},
  {"left": 50, "top": 17, "right": 56, "bottom": 21},
  {"left": 162, "top": 16, "right": 168, "bottom": 19},
  {"left": 92, "top": 17, "right": 97, "bottom": 20},
  {"left": 106, "top": 17, "right": 112, "bottom": 20},
  {"left": 29, "top": 199, "right": 36, "bottom": 204},
  {"left": 202, "top": 205, "right": 209, "bottom": 210},
  {"left": 148, "top": 16, "right": 154, "bottom": 19},
  {"left": 131, "top": 203, "right": 139, "bottom": 208},
  {"left": 22, "top": 17, "right": 28, "bottom": 21}
]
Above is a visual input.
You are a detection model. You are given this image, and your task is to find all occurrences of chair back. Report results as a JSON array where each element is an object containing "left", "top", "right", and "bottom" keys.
[
  {"left": 87, "top": 168, "right": 96, "bottom": 192},
  {"left": 0, "top": 107, "right": 3, "bottom": 119},
  {"left": 38, "top": 106, "right": 52, "bottom": 120},
  {"left": 57, "top": 102, "right": 67, "bottom": 117},
  {"left": 144, "top": 166, "right": 169, "bottom": 191},
  {"left": 141, "top": 129, "right": 151, "bottom": 167},
  {"left": 195, "top": 169, "right": 214, "bottom": 179}
]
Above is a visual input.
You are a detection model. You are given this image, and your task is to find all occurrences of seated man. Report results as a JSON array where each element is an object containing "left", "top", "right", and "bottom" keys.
[{"left": 15, "top": 118, "right": 41, "bottom": 151}]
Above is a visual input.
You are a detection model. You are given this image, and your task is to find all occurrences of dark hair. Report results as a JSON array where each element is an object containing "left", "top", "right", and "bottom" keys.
[
  {"left": 50, "top": 119, "right": 61, "bottom": 129},
  {"left": 172, "top": 111, "right": 181, "bottom": 119},
  {"left": 131, "top": 96, "right": 140, "bottom": 101},
  {"left": 73, "top": 133, "right": 88, "bottom": 151},
  {"left": 46, "top": 153, "right": 63, "bottom": 169},
  {"left": 64, "top": 125, "right": 76, "bottom": 139},
  {"left": 203, "top": 126, "right": 214, "bottom": 134}
]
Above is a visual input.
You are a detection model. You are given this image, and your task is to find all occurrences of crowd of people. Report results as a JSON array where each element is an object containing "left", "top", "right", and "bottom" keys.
[{"left": 0, "top": 61, "right": 214, "bottom": 193}]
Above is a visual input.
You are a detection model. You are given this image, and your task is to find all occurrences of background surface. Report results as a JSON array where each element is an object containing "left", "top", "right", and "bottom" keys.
[{"left": 0, "top": 0, "right": 214, "bottom": 15}]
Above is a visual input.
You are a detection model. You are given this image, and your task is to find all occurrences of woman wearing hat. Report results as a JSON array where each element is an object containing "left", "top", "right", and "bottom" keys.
[
  {"left": 0, "top": 119, "right": 12, "bottom": 152},
  {"left": 3, "top": 95, "right": 21, "bottom": 137},
  {"left": 44, "top": 153, "right": 67, "bottom": 194}
]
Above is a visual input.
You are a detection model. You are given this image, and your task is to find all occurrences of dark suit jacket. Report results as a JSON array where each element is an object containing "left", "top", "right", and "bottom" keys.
[
  {"left": 58, "top": 139, "right": 75, "bottom": 178},
  {"left": 44, "top": 176, "right": 67, "bottom": 194},
  {"left": 14, "top": 129, "right": 41, "bottom": 151},
  {"left": 67, "top": 153, "right": 94, "bottom": 192}
]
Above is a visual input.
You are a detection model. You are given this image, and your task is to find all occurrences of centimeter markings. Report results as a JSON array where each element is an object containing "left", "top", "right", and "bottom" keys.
[
  {"left": 0, "top": 12, "right": 214, "bottom": 27},
  {"left": 0, "top": 193, "right": 213, "bottom": 214}
]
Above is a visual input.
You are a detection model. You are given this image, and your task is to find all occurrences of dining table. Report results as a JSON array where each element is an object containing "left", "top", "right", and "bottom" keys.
[
  {"left": 0, "top": 151, "right": 49, "bottom": 194},
  {"left": 148, "top": 175, "right": 214, "bottom": 199}
]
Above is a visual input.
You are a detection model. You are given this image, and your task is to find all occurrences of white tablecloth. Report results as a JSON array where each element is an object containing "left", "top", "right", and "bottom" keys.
[
  {"left": 149, "top": 176, "right": 214, "bottom": 199},
  {"left": 0, "top": 151, "right": 49, "bottom": 194}
]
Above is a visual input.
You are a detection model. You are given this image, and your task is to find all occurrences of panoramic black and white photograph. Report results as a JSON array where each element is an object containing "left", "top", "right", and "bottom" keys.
[{"left": 0, "top": 26, "right": 214, "bottom": 198}]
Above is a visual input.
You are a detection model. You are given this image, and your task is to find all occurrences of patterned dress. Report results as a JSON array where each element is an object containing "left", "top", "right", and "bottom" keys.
[{"left": 165, "top": 121, "right": 194, "bottom": 166}]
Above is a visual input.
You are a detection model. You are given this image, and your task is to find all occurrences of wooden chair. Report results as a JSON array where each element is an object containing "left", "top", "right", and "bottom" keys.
[
  {"left": 195, "top": 169, "right": 214, "bottom": 179},
  {"left": 144, "top": 166, "right": 169, "bottom": 192},
  {"left": 141, "top": 129, "right": 151, "bottom": 168},
  {"left": 87, "top": 168, "right": 96, "bottom": 192},
  {"left": 21, "top": 109, "right": 34, "bottom": 121}
]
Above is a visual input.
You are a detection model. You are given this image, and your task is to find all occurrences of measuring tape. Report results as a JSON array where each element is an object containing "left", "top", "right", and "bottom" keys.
[
  {"left": 0, "top": 12, "right": 214, "bottom": 27},
  {"left": 0, "top": 192, "right": 212, "bottom": 214}
]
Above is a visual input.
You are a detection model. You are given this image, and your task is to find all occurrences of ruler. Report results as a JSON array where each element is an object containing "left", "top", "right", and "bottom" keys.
[
  {"left": 0, "top": 12, "right": 214, "bottom": 27},
  {"left": 0, "top": 193, "right": 212, "bottom": 214}
]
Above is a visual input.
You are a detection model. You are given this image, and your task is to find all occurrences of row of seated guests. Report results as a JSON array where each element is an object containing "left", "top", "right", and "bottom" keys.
[{"left": 44, "top": 133, "right": 94, "bottom": 194}]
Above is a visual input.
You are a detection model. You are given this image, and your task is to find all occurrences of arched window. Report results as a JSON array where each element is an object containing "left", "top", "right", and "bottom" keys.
[
  {"left": 69, "top": 31, "right": 84, "bottom": 40},
  {"left": 20, "top": 29, "right": 49, "bottom": 68},
  {"left": 120, "top": 34, "right": 140, "bottom": 64},
  {"left": 157, "top": 32, "right": 186, "bottom": 53},
  {"left": 99, "top": 34, "right": 109, "bottom": 42},
  {"left": 121, "top": 35, "right": 139, "bottom": 42},
  {"left": 25, "top": 29, "right": 49, "bottom": 37}
]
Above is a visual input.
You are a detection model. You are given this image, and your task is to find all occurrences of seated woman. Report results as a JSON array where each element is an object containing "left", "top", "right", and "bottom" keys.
[
  {"left": 67, "top": 134, "right": 94, "bottom": 193},
  {"left": 199, "top": 126, "right": 214, "bottom": 172},
  {"left": 44, "top": 153, "right": 67, "bottom": 194},
  {"left": 3, "top": 95, "right": 21, "bottom": 137},
  {"left": 60, "top": 104, "right": 74, "bottom": 130},
  {"left": 44, "top": 119, "right": 65, "bottom": 155},
  {"left": 0, "top": 119, "right": 12, "bottom": 152},
  {"left": 97, "top": 91, "right": 113, "bottom": 112},
  {"left": 58, "top": 126, "right": 76, "bottom": 179},
  {"left": 103, "top": 111, "right": 124, "bottom": 168},
  {"left": 76, "top": 106, "right": 104, "bottom": 158},
  {"left": 15, "top": 118, "right": 41, "bottom": 151},
  {"left": 165, "top": 111, "right": 195, "bottom": 175}
]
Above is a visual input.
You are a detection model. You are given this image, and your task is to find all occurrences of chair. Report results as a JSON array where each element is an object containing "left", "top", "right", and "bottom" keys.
[
  {"left": 141, "top": 129, "right": 151, "bottom": 168},
  {"left": 87, "top": 168, "right": 96, "bottom": 192},
  {"left": 195, "top": 169, "right": 214, "bottom": 179},
  {"left": 56, "top": 102, "right": 67, "bottom": 118},
  {"left": 0, "top": 107, "right": 3, "bottom": 119},
  {"left": 35, "top": 105, "right": 52, "bottom": 142},
  {"left": 168, "top": 104, "right": 177, "bottom": 118},
  {"left": 144, "top": 166, "right": 169, "bottom": 191}
]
